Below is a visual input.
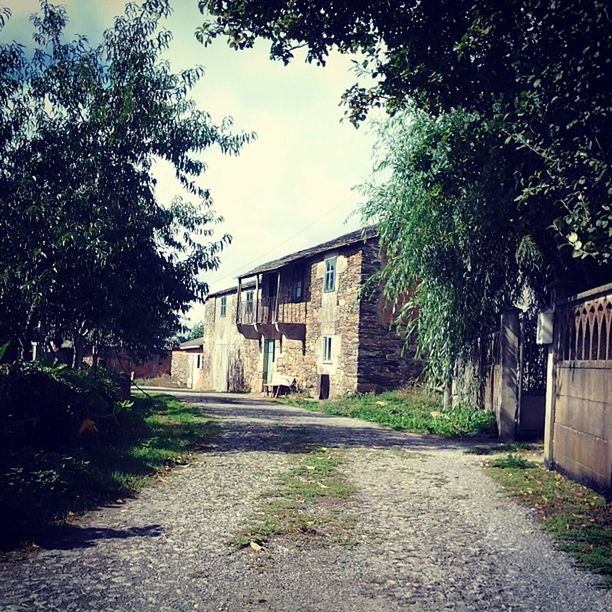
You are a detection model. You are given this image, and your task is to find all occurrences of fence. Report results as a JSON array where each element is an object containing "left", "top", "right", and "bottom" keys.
[
  {"left": 237, "top": 296, "right": 307, "bottom": 325},
  {"left": 545, "top": 283, "right": 611, "bottom": 498}
]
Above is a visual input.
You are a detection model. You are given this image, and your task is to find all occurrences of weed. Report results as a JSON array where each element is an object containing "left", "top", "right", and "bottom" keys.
[
  {"left": 468, "top": 442, "right": 539, "bottom": 456},
  {"left": 490, "top": 453, "right": 536, "bottom": 469},
  {"left": 278, "top": 389, "right": 496, "bottom": 437},
  {"left": 488, "top": 455, "right": 611, "bottom": 588},
  {"left": 233, "top": 447, "right": 355, "bottom": 550}
]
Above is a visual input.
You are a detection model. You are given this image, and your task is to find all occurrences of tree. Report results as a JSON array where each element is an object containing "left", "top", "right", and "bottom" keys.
[
  {"left": 361, "top": 109, "right": 532, "bottom": 382},
  {"left": 0, "top": 1, "right": 253, "bottom": 361},
  {"left": 186, "top": 321, "right": 204, "bottom": 340},
  {"left": 197, "top": 0, "right": 611, "bottom": 264}
]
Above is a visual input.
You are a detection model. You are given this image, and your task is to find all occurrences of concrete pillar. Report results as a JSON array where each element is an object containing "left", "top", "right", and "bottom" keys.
[
  {"left": 497, "top": 308, "right": 520, "bottom": 440},
  {"left": 543, "top": 342, "right": 557, "bottom": 467},
  {"left": 543, "top": 291, "right": 565, "bottom": 468}
]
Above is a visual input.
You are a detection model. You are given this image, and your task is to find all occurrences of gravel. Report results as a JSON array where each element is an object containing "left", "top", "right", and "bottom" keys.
[{"left": 0, "top": 392, "right": 609, "bottom": 611}]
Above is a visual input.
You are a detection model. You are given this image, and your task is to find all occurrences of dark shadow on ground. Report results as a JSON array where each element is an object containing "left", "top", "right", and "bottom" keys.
[
  {"left": 176, "top": 393, "right": 497, "bottom": 454},
  {"left": 33, "top": 524, "right": 163, "bottom": 550}
]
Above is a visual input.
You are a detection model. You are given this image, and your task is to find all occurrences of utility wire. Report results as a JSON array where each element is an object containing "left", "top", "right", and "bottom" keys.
[{"left": 212, "top": 200, "right": 355, "bottom": 287}]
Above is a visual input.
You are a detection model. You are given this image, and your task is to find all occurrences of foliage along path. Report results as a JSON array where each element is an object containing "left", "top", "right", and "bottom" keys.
[{"left": 0, "top": 393, "right": 609, "bottom": 611}]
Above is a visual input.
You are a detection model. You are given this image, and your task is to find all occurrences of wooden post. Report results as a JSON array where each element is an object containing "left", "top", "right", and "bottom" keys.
[
  {"left": 236, "top": 277, "right": 242, "bottom": 324},
  {"left": 275, "top": 270, "right": 281, "bottom": 322},
  {"left": 255, "top": 274, "right": 260, "bottom": 323}
]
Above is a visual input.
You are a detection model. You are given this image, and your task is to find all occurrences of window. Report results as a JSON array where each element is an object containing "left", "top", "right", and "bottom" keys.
[
  {"left": 245, "top": 290, "right": 254, "bottom": 314},
  {"left": 291, "top": 269, "right": 304, "bottom": 302},
  {"left": 220, "top": 296, "right": 227, "bottom": 317},
  {"left": 196, "top": 354, "right": 203, "bottom": 369},
  {"left": 323, "top": 336, "right": 333, "bottom": 363},
  {"left": 324, "top": 257, "right": 336, "bottom": 292}
]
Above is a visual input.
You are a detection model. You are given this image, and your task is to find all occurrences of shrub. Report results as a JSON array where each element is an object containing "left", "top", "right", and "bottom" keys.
[{"left": 0, "top": 361, "right": 123, "bottom": 451}]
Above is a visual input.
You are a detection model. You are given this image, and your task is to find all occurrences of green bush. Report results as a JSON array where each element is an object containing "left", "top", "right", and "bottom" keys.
[
  {"left": 280, "top": 389, "right": 498, "bottom": 437},
  {"left": 0, "top": 361, "right": 123, "bottom": 451}
]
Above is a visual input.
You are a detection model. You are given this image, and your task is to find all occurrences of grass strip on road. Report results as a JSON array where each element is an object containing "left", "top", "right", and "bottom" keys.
[
  {"left": 234, "top": 447, "right": 356, "bottom": 551},
  {"left": 487, "top": 453, "right": 611, "bottom": 588},
  {"left": 0, "top": 394, "right": 216, "bottom": 549},
  {"left": 279, "top": 389, "right": 496, "bottom": 437}
]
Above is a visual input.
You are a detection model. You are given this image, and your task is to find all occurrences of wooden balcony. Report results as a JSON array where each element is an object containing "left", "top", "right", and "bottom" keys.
[{"left": 237, "top": 296, "right": 306, "bottom": 340}]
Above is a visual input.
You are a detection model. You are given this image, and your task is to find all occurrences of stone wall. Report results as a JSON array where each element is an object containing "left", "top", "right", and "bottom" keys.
[
  {"left": 274, "top": 336, "right": 308, "bottom": 390},
  {"left": 299, "top": 246, "right": 361, "bottom": 398},
  {"left": 171, "top": 348, "right": 205, "bottom": 389},
  {"left": 356, "top": 241, "right": 422, "bottom": 392},
  {"left": 171, "top": 350, "right": 190, "bottom": 387},
  {"left": 202, "top": 290, "right": 261, "bottom": 392}
]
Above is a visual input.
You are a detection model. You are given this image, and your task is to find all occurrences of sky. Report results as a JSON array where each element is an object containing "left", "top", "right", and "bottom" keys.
[{"left": 1, "top": 0, "right": 380, "bottom": 324}]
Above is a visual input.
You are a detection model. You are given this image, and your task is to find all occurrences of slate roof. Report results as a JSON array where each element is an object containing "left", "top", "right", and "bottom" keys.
[
  {"left": 239, "top": 226, "right": 377, "bottom": 278},
  {"left": 207, "top": 280, "right": 256, "bottom": 299}
]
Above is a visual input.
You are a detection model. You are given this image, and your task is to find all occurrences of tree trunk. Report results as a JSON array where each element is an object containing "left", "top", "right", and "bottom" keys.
[
  {"left": 91, "top": 343, "right": 99, "bottom": 373},
  {"left": 72, "top": 332, "right": 84, "bottom": 369}
]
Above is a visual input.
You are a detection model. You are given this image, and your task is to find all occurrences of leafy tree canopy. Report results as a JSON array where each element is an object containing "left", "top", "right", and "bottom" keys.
[
  {"left": 197, "top": 0, "right": 611, "bottom": 264},
  {"left": 186, "top": 321, "right": 204, "bottom": 341},
  {"left": 0, "top": 0, "right": 253, "bottom": 360}
]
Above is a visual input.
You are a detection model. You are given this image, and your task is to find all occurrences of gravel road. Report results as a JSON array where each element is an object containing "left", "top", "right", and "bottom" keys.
[{"left": 0, "top": 392, "right": 609, "bottom": 611}]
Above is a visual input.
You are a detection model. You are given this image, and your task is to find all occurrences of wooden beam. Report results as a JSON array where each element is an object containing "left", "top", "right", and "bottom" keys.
[
  {"left": 255, "top": 274, "right": 260, "bottom": 323},
  {"left": 236, "top": 277, "right": 242, "bottom": 324},
  {"left": 275, "top": 270, "right": 281, "bottom": 322}
]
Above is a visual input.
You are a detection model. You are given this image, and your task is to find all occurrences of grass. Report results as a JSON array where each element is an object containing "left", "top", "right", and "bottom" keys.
[
  {"left": 0, "top": 394, "right": 216, "bottom": 549},
  {"left": 487, "top": 452, "right": 611, "bottom": 588},
  {"left": 279, "top": 388, "right": 497, "bottom": 437},
  {"left": 234, "top": 447, "right": 355, "bottom": 550}
]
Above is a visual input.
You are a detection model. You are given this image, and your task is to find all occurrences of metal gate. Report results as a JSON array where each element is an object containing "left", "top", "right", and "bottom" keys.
[{"left": 517, "top": 314, "right": 547, "bottom": 438}]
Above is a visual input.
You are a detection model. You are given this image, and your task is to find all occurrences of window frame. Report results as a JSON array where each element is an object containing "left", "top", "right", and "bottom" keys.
[
  {"left": 323, "top": 257, "right": 336, "bottom": 293},
  {"left": 323, "top": 336, "right": 333, "bottom": 363},
  {"left": 245, "top": 289, "right": 254, "bottom": 314},
  {"left": 220, "top": 295, "right": 227, "bottom": 317},
  {"left": 291, "top": 268, "right": 305, "bottom": 302}
]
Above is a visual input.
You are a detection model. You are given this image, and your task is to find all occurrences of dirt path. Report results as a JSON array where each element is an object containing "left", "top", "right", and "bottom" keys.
[{"left": 0, "top": 393, "right": 609, "bottom": 611}]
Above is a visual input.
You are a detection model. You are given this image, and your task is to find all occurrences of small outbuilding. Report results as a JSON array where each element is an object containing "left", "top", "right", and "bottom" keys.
[{"left": 171, "top": 336, "right": 205, "bottom": 390}]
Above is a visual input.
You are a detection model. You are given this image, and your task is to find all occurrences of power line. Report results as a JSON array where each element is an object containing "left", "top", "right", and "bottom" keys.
[{"left": 212, "top": 200, "right": 355, "bottom": 287}]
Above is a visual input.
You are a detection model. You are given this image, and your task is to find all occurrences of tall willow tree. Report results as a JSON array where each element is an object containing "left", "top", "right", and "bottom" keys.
[
  {"left": 0, "top": 1, "right": 252, "bottom": 359},
  {"left": 362, "top": 109, "right": 556, "bottom": 383}
]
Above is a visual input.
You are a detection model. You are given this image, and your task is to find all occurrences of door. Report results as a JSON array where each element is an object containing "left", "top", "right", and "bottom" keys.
[
  {"left": 319, "top": 374, "right": 330, "bottom": 400},
  {"left": 213, "top": 344, "right": 229, "bottom": 391},
  {"left": 263, "top": 339, "right": 275, "bottom": 386}
]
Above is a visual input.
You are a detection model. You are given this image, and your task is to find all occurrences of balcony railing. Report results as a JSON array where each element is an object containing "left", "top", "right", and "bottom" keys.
[{"left": 237, "top": 296, "right": 306, "bottom": 325}]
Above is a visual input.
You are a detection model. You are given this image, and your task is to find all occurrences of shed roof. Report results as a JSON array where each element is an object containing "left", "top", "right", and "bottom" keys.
[
  {"left": 178, "top": 336, "right": 204, "bottom": 349},
  {"left": 239, "top": 226, "right": 377, "bottom": 278}
]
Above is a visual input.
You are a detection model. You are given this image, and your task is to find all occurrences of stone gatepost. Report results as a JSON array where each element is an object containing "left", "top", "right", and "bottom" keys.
[{"left": 497, "top": 308, "right": 520, "bottom": 440}]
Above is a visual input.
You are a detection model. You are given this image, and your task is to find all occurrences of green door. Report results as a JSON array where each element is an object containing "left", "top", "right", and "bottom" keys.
[{"left": 263, "top": 339, "right": 275, "bottom": 385}]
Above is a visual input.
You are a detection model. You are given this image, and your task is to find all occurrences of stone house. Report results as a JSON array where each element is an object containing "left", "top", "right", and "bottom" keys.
[
  {"left": 171, "top": 336, "right": 205, "bottom": 389},
  {"left": 201, "top": 228, "right": 420, "bottom": 398}
]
